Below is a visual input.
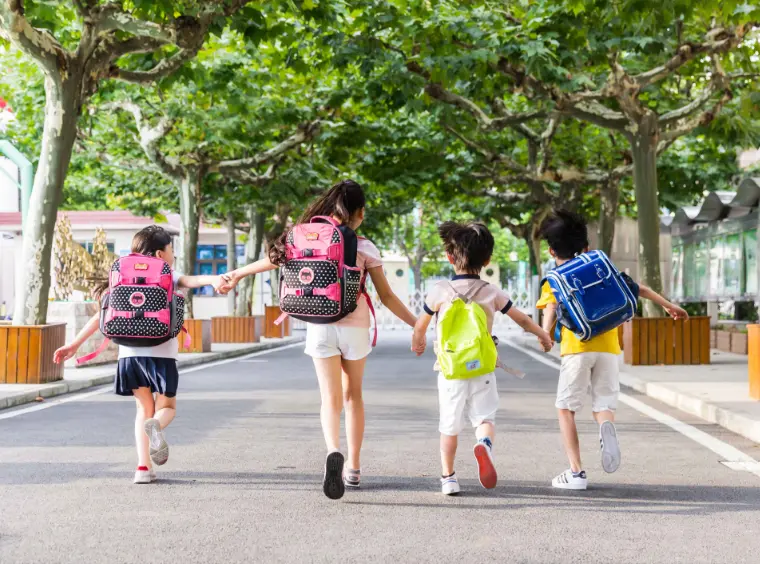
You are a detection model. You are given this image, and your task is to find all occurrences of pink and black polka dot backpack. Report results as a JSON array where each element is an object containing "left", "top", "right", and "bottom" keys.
[
  {"left": 77, "top": 254, "right": 187, "bottom": 364},
  {"left": 276, "top": 216, "right": 376, "bottom": 344}
]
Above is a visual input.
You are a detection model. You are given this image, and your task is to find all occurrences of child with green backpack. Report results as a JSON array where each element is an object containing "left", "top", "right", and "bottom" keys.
[{"left": 412, "top": 221, "right": 553, "bottom": 495}]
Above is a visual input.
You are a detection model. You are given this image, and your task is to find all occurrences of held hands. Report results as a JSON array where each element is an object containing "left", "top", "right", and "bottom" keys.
[
  {"left": 537, "top": 330, "right": 553, "bottom": 353},
  {"left": 53, "top": 344, "right": 78, "bottom": 364},
  {"left": 215, "top": 270, "right": 240, "bottom": 295},
  {"left": 664, "top": 304, "right": 689, "bottom": 320},
  {"left": 411, "top": 331, "right": 426, "bottom": 356}
]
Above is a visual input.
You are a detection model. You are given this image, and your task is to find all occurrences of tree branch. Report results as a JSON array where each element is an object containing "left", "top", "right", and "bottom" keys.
[
  {"left": 113, "top": 47, "right": 199, "bottom": 84},
  {"left": 563, "top": 101, "right": 628, "bottom": 130},
  {"left": 102, "top": 101, "right": 182, "bottom": 178},
  {"left": 93, "top": 4, "right": 177, "bottom": 42},
  {"left": 660, "top": 59, "right": 730, "bottom": 125},
  {"left": 443, "top": 125, "right": 528, "bottom": 174},
  {"left": 659, "top": 87, "right": 733, "bottom": 144},
  {"left": 0, "top": 0, "right": 67, "bottom": 75},
  {"left": 211, "top": 121, "right": 322, "bottom": 174}
]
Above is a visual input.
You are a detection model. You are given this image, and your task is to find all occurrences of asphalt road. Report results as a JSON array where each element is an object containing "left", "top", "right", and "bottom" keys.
[{"left": 2, "top": 332, "right": 759, "bottom": 564}]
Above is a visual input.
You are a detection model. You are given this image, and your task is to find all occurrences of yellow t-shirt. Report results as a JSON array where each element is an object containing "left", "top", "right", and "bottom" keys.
[{"left": 536, "top": 282, "right": 621, "bottom": 357}]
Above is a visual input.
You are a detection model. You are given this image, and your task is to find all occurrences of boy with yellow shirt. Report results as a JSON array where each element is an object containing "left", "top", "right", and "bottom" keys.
[{"left": 537, "top": 210, "right": 687, "bottom": 490}]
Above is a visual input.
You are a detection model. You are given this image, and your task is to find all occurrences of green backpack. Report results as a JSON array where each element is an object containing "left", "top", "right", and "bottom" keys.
[{"left": 436, "top": 281, "right": 498, "bottom": 380}]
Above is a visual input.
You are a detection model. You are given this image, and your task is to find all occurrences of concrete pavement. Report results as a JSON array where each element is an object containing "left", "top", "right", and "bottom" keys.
[{"left": 1, "top": 332, "right": 759, "bottom": 563}]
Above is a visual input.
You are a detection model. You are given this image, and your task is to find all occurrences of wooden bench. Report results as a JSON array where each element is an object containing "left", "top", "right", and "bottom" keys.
[
  {"left": 623, "top": 316, "right": 710, "bottom": 366},
  {"left": 0, "top": 323, "right": 66, "bottom": 384},
  {"left": 211, "top": 316, "right": 264, "bottom": 343}
]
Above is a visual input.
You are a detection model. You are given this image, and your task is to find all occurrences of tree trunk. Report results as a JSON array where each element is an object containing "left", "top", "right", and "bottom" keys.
[
  {"left": 13, "top": 76, "right": 80, "bottom": 325},
  {"left": 226, "top": 212, "right": 236, "bottom": 315},
  {"left": 177, "top": 170, "right": 201, "bottom": 319},
  {"left": 628, "top": 113, "right": 663, "bottom": 317},
  {"left": 235, "top": 207, "right": 264, "bottom": 316},
  {"left": 598, "top": 177, "right": 620, "bottom": 257}
]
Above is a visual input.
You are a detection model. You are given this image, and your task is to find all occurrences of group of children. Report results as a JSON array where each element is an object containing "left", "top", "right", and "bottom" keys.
[{"left": 54, "top": 179, "right": 687, "bottom": 498}]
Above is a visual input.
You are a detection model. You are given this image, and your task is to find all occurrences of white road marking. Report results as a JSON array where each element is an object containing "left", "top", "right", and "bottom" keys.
[
  {"left": 0, "top": 342, "right": 303, "bottom": 420},
  {"left": 504, "top": 338, "right": 760, "bottom": 478}
]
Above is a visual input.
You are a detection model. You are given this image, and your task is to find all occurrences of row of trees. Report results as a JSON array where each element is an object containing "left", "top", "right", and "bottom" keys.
[{"left": 2, "top": 0, "right": 759, "bottom": 322}]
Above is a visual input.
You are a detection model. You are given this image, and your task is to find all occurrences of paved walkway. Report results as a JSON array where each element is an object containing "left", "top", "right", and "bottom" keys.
[
  {"left": 0, "top": 338, "right": 304, "bottom": 410},
  {"left": 2, "top": 333, "right": 760, "bottom": 563},
  {"left": 514, "top": 333, "right": 760, "bottom": 446}
]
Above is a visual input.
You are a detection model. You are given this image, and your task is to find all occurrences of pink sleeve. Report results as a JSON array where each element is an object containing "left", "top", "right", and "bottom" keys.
[
  {"left": 424, "top": 283, "right": 445, "bottom": 314},
  {"left": 358, "top": 240, "right": 383, "bottom": 269},
  {"left": 494, "top": 288, "right": 513, "bottom": 314}
]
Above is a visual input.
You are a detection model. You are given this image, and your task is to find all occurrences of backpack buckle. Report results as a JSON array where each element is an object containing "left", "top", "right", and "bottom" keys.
[
  {"left": 299, "top": 287, "right": 313, "bottom": 297},
  {"left": 302, "top": 249, "right": 314, "bottom": 257},
  {"left": 134, "top": 277, "right": 146, "bottom": 284}
]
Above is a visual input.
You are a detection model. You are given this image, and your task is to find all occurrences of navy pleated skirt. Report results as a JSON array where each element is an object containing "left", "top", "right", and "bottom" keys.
[{"left": 115, "top": 357, "right": 179, "bottom": 398}]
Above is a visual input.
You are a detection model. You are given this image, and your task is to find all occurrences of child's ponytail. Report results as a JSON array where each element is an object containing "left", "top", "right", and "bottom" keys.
[{"left": 269, "top": 179, "right": 366, "bottom": 265}]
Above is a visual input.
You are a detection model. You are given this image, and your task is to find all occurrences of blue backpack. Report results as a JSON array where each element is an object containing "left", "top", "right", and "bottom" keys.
[{"left": 545, "top": 250, "right": 639, "bottom": 342}]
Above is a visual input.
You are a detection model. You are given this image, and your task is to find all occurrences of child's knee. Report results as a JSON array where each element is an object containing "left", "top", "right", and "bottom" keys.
[{"left": 343, "top": 388, "right": 363, "bottom": 406}]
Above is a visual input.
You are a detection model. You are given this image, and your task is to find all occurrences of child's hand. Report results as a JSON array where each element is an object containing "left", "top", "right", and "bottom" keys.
[
  {"left": 664, "top": 304, "right": 689, "bottom": 320},
  {"left": 411, "top": 331, "right": 426, "bottom": 356},
  {"left": 537, "top": 330, "right": 553, "bottom": 353},
  {"left": 213, "top": 275, "right": 231, "bottom": 294},
  {"left": 53, "top": 344, "right": 78, "bottom": 364}
]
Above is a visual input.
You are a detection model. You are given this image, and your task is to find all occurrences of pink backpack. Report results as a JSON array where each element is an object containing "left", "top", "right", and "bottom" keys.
[
  {"left": 77, "top": 254, "right": 187, "bottom": 364},
  {"left": 276, "top": 216, "right": 376, "bottom": 345}
]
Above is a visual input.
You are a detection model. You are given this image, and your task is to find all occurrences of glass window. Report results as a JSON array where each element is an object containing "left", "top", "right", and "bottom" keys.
[
  {"left": 724, "top": 233, "right": 742, "bottom": 296},
  {"left": 214, "top": 245, "right": 227, "bottom": 259},
  {"left": 217, "top": 264, "right": 228, "bottom": 275},
  {"left": 695, "top": 239, "right": 708, "bottom": 297},
  {"left": 236, "top": 244, "right": 245, "bottom": 258},
  {"left": 683, "top": 243, "right": 695, "bottom": 298},
  {"left": 708, "top": 237, "right": 723, "bottom": 297},
  {"left": 671, "top": 246, "right": 682, "bottom": 300},
  {"left": 198, "top": 263, "right": 214, "bottom": 276},
  {"left": 746, "top": 230, "right": 758, "bottom": 295},
  {"left": 197, "top": 245, "right": 214, "bottom": 260}
]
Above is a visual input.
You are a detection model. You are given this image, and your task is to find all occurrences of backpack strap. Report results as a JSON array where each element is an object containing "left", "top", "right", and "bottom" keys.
[
  {"left": 76, "top": 338, "right": 111, "bottom": 365},
  {"left": 364, "top": 293, "right": 378, "bottom": 347},
  {"left": 310, "top": 215, "right": 340, "bottom": 227},
  {"left": 447, "top": 280, "right": 489, "bottom": 304}
]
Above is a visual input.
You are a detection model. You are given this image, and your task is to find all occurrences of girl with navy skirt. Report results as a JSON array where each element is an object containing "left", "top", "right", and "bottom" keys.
[{"left": 54, "top": 226, "right": 224, "bottom": 483}]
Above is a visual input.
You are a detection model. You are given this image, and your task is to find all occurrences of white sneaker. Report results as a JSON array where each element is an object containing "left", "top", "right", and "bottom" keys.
[
  {"left": 144, "top": 418, "right": 169, "bottom": 466},
  {"left": 600, "top": 421, "right": 621, "bottom": 473},
  {"left": 134, "top": 466, "right": 152, "bottom": 484},
  {"left": 150, "top": 468, "right": 157, "bottom": 482},
  {"left": 441, "top": 473, "right": 460, "bottom": 496},
  {"left": 552, "top": 469, "right": 588, "bottom": 490}
]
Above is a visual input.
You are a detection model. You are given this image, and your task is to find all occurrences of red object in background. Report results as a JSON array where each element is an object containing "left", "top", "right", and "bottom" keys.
[{"left": 0, "top": 97, "right": 8, "bottom": 110}]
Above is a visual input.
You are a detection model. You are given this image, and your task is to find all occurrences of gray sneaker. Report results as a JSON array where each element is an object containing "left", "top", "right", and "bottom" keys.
[
  {"left": 144, "top": 418, "right": 169, "bottom": 466},
  {"left": 600, "top": 421, "right": 621, "bottom": 473}
]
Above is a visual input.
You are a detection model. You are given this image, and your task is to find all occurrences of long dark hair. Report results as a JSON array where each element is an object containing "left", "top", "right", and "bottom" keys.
[{"left": 269, "top": 179, "right": 366, "bottom": 265}]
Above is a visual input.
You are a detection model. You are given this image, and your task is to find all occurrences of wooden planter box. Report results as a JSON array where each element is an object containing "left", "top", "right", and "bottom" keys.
[
  {"left": 716, "top": 330, "right": 733, "bottom": 353},
  {"left": 623, "top": 316, "right": 710, "bottom": 366},
  {"left": 710, "top": 329, "right": 717, "bottom": 349},
  {"left": 211, "top": 316, "right": 263, "bottom": 343},
  {"left": 264, "top": 306, "right": 291, "bottom": 338},
  {"left": 748, "top": 325, "right": 760, "bottom": 400},
  {"left": 0, "top": 323, "right": 66, "bottom": 384},
  {"left": 731, "top": 332, "right": 748, "bottom": 355},
  {"left": 178, "top": 319, "right": 211, "bottom": 353}
]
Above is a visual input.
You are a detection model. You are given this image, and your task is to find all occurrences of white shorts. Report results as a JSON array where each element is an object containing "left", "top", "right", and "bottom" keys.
[
  {"left": 438, "top": 372, "right": 499, "bottom": 436},
  {"left": 557, "top": 352, "right": 619, "bottom": 413},
  {"left": 304, "top": 324, "right": 372, "bottom": 361}
]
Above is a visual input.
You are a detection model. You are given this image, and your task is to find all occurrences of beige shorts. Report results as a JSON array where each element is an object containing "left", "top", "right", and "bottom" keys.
[
  {"left": 438, "top": 372, "right": 499, "bottom": 436},
  {"left": 557, "top": 352, "right": 619, "bottom": 413},
  {"left": 304, "top": 324, "right": 371, "bottom": 361}
]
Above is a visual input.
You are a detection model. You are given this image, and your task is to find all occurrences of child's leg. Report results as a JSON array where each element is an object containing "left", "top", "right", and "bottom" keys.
[
  {"left": 341, "top": 357, "right": 367, "bottom": 470},
  {"left": 590, "top": 353, "right": 621, "bottom": 473},
  {"left": 312, "top": 355, "right": 344, "bottom": 452},
  {"left": 475, "top": 421, "right": 495, "bottom": 442},
  {"left": 133, "top": 387, "right": 155, "bottom": 468},
  {"left": 440, "top": 433, "right": 458, "bottom": 476},
  {"left": 154, "top": 395, "right": 177, "bottom": 429},
  {"left": 558, "top": 409, "right": 583, "bottom": 472}
]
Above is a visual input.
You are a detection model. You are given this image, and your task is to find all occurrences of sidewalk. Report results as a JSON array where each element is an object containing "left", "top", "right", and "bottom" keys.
[
  {"left": 0, "top": 335, "right": 305, "bottom": 411},
  {"left": 510, "top": 334, "right": 760, "bottom": 445}
]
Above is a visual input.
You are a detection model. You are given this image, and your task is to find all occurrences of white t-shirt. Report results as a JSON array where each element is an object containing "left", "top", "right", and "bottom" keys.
[{"left": 118, "top": 271, "right": 183, "bottom": 360}]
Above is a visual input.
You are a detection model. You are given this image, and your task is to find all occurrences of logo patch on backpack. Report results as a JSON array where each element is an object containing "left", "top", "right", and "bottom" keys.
[
  {"left": 129, "top": 292, "right": 146, "bottom": 307},
  {"left": 306, "top": 232, "right": 319, "bottom": 241},
  {"left": 466, "top": 359, "right": 481, "bottom": 371},
  {"left": 298, "top": 267, "right": 315, "bottom": 284},
  {"left": 134, "top": 263, "right": 149, "bottom": 270}
]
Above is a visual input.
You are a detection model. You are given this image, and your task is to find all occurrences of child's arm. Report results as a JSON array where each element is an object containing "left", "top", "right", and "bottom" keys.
[
  {"left": 53, "top": 313, "right": 100, "bottom": 363},
  {"left": 177, "top": 274, "right": 225, "bottom": 290},
  {"left": 507, "top": 307, "right": 553, "bottom": 352},
  {"left": 541, "top": 302, "right": 557, "bottom": 336},
  {"left": 217, "top": 257, "right": 279, "bottom": 294},
  {"left": 639, "top": 284, "right": 689, "bottom": 319},
  {"left": 412, "top": 311, "right": 433, "bottom": 356},
  {"left": 367, "top": 266, "right": 417, "bottom": 327}
]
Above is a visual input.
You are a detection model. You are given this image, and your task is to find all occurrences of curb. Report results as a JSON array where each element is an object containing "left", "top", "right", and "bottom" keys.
[
  {"left": 0, "top": 336, "right": 305, "bottom": 412},
  {"left": 509, "top": 334, "right": 760, "bottom": 445}
]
